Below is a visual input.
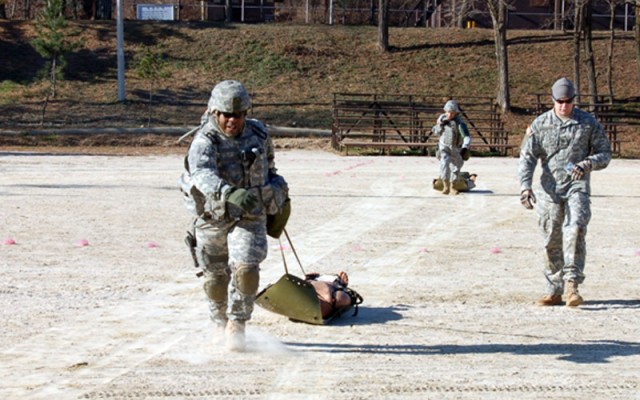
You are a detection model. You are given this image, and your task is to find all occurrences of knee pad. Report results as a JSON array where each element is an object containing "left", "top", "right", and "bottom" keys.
[
  {"left": 203, "top": 272, "right": 230, "bottom": 302},
  {"left": 234, "top": 264, "right": 260, "bottom": 296}
]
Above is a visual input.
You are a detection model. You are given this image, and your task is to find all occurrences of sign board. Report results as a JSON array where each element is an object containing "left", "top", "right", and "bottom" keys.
[{"left": 137, "top": 4, "right": 175, "bottom": 20}]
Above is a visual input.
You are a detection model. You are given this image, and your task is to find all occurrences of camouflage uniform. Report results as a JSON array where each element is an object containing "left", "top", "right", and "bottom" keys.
[
  {"left": 518, "top": 107, "right": 610, "bottom": 296},
  {"left": 433, "top": 113, "right": 471, "bottom": 183},
  {"left": 180, "top": 112, "right": 288, "bottom": 326}
]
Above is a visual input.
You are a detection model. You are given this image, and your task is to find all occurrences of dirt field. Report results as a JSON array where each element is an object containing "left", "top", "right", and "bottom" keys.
[{"left": 1, "top": 148, "right": 639, "bottom": 400}]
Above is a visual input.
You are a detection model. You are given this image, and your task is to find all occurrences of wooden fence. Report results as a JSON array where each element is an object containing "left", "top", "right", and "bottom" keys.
[{"left": 332, "top": 93, "right": 515, "bottom": 156}]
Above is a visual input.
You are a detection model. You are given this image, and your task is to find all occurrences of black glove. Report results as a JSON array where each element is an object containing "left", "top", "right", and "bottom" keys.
[
  {"left": 520, "top": 189, "right": 536, "bottom": 210},
  {"left": 571, "top": 160, "right": 592, "bottom": 181},
  {"left": 438, "top": 115, "right": 449, "bottom": 126},
  {"left": 460, "top": 147, "right": 469, "bottom": 161},
  {"left": 226, "top": 188, "right": 259, "bottom": 212}
]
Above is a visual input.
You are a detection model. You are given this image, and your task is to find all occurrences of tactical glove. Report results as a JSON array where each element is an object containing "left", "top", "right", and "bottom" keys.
[
  {"left": 438, "top": 115, "right": 449, "bottom": 126},
  {"left": 520, "top": 189, "right": 536, "bottom": 210},
  {"left": 460, "top": 147, "right": 470, "bottom": 161},
  {"left": 226, "top": 188, "right": 259, "bottom": 212},
  {"left": 571, "top": 159, "right": 592, "bottom": 181}
]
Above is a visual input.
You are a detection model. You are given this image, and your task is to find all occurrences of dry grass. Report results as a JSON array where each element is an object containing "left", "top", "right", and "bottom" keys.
[{"left": 1, "top": 20, "right": 638, "bottom": 155}]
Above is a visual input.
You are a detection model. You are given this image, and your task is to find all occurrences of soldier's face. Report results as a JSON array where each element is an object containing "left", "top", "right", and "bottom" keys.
[
  {"left": 445, "top": 111, "right": 456, "bottom": 120},
  {"left": 216, "top": 111, "right": 246, "bottom": 137},
  {"left": 553, "top": 97, "right": 574, "bottom": 118}
]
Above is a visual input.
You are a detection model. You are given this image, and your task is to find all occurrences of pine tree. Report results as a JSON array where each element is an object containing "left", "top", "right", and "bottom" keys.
[
  {"left": 134, "top": 45, "right": 172, "bottom": 127},
  {"left": 31, "top": 0, "right": 83, "bottom": 123}
]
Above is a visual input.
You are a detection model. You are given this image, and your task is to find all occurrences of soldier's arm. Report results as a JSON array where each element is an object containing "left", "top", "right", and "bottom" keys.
[
  {"left": 459, "top": 121, "right": 471, "bottom": 147},
  {"left": 265, "top": 135, "right": 279, "bottom": 178},
  {"left": 517, "top": 125, "right": 539, "bottom": 192},
  {"left": 189, "top": 134, "right": 233, "bottom": 200},
  {"left": 587, "top": 121, "right": 612, "bottom": 171}
]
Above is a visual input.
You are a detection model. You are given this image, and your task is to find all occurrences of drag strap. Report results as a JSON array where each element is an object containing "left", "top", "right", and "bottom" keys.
[{"left": 278, "top": 228, "right": 306, "bottom": 276}]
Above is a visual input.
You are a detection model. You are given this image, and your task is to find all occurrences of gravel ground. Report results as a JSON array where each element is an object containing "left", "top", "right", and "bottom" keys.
[{"left": 1, "top": 149, "right": 639, "bottom": 400}]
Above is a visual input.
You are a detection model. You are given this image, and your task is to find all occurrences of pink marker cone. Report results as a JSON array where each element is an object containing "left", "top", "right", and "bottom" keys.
[
  {"left": 3, "top": 238, "right": 16, "bottom": 245},
  {"left": 489, "top": 247, "right": 501, "bottom": 254},
  {"left": 76, "top": 239, "right": 90, "bottom": 247}
]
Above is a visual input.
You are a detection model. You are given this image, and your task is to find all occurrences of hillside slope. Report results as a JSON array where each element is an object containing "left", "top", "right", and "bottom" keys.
[{"left": 1, "top": 21, "right": 638, "bottom": 152}]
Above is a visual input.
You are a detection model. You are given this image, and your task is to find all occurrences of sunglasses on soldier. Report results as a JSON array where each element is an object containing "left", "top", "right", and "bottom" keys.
[
  {"left": 553, "top": 97, "right": 575, "bottom": 104},
  {"left": 218, "top": 111, "right": 245, "bottom": 119}
]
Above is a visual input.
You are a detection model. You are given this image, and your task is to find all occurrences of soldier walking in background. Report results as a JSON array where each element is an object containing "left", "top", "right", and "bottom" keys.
[
  {"left": 433, "top": 100, "right": 471, "bottom": 195},
  {"left": 179, "top": 80, "right": 289, "bottom": 351},
  {"left": 518, "top": 77, "right": 611, "bottom": 307}
]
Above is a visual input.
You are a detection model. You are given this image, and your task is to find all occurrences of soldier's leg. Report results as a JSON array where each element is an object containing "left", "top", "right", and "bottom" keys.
[
  {"left": 562, "top": 191, "right": 591, "bottom": 283},
  {"left": 450, "top": 149, "right": 463, "bottom": 183},
  {"left": 195, "top": 219, "right": 231, "bottom": 328},
  {"left": 227, "top": 218, "right": 268, "bottom": 321},
  {"left": 224, "top": 218, "right": 268, "bottom": 351},
  {"left": 536, "top": 198, "right": 565, "bottom": 297},
  {"left": 439, "top": 147, "right": 452, "bottom": 194},
  {"left": 439, "top": 149, "right": 451, "bottom": 181}
]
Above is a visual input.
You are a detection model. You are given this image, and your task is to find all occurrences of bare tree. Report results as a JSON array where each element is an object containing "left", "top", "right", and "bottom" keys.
[
  {"left": 583, "top": 0, "right": 597, "bottom": 106},
  {"left": 572, "top": 0, "right": 583, "bottom": 98},
  {"left": 605, "top": 0, "right": 616, "bottom": 103},
  {"left": 485, "top": 0, "right": 510, "bottom": 112},
  {"left": 636, "top": 0, "right": 640, "bottom": 84},
  {"left": 378, "top": 0, "right": 389, "bottom": 51},
  {"left": 455, "top": 0, "right": 470, "bottom": 28},
  {"left": 573, "top": 0, "right": 597, "bottom": 107}
]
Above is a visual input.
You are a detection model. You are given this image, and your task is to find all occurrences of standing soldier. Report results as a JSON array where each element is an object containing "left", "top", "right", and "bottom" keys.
[
  {"left": 518, "top": 77, "right": 611, "bottom": 307},
  {"left": 180, "top": 80, "right": 289, "bottom": 351},
  {"left": 433, "top": 100, "right": 471, "bottom": 195}
]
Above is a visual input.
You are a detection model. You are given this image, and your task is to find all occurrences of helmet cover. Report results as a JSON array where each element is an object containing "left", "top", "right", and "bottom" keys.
[
  {"left": 444, "top": 100, "right": 460, "bottom": 113},
  {"left": 207, "top": 80, "right": 251, "bottom": 113}
]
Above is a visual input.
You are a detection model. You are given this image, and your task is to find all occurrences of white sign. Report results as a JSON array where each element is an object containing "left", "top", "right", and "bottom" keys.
[{"left": 137, "top": 4, "right": 175, "bottom": 20}]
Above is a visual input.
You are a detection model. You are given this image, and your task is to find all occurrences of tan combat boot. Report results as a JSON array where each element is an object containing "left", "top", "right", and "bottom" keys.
[
  {"left": 442, "top": 180, "right": 450, "bottom": 195},
  {"left": 536, "top": 294, "right": 562, "bottom": 306},
  {"left": 225, "top": 320, "right": 246, "bottom": 352},
  {"left": 449, "top": 180, "right": 459, "bottom": 195},
  {"left": 564, "top": 281, "right": 584, "bottom": 307},
  {"left": 212, "top": 319, "right": 227, "bottom": 346}
]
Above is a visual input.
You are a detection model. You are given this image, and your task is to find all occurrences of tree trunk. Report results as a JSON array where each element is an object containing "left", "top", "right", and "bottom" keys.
[
  {"left": 486, "top": 0, "right": 510, "bottom": 112},
  {"left": 41, "top": 91, "right": 50, "bottom": 126},
  {"left": 583, "top": 0, "right": 597, "bottom": 108},
  {"left": 225, "top": 0, "right": 232, "bottom": 22},
  {"left": 148, "top": 86, "right": 153, "bottom": 127},
  {"left": 370, "top": 0, "right": 376, "bottom": 25},
  {"left": 456, "top": 0, "right": 469, "bottom": 28},
  {"left": 553, "top": 0, "right": 561, "bottom": 30},
  {"left": 50, "top": 56, "right": 57, "bottom": 99},
  {"left": 636, "top": 0, "right": 640, "bottom": 85},
  {"left": 378, "top": 0, "right": 389, "bottom": 51},
  {"left": 573, "top": 0, "right": 583, "bottom": 100},
  {"left": 606, "top": 0, "right": 615, "bottom": 103}
]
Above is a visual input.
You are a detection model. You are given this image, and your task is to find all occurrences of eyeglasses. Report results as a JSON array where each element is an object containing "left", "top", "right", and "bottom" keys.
[
  {"left": 219, "top": 111, "right": 245, "bottom": 119},
  {"left": 554, "top": 97, "right": 575, "bottom": 104}
]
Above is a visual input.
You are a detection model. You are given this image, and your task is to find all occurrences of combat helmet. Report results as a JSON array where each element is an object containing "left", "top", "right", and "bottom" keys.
[
  {"left": 207, "top": 80, "right": 252, "bottom": 114},
  {"left": 444, "top": 100, "right": 460, "bottom": 113}
]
